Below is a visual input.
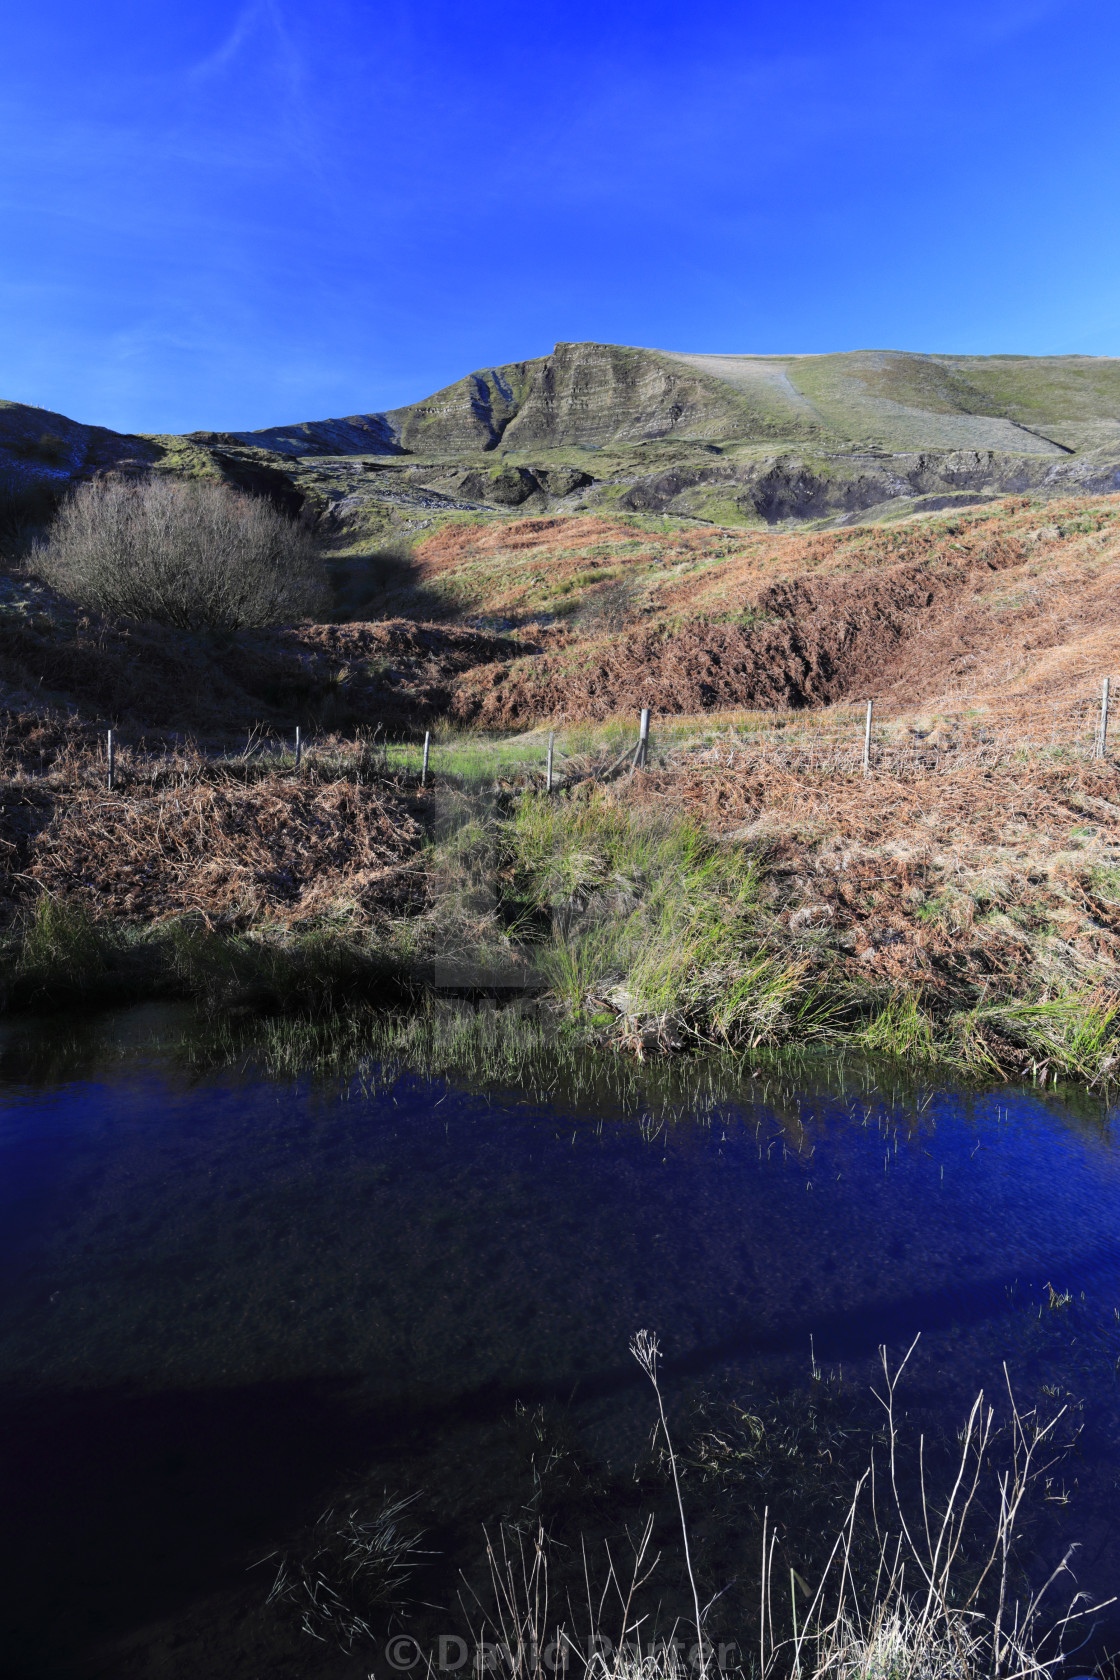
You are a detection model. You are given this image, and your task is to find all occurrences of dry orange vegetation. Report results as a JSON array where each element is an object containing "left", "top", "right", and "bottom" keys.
[
  {"left": 12, "top": 770, "right": 424, "bottom": 925},
  {"left": 635, "top": 749, "right": 1120, "bottom": 995},
  {"left": 411, "top": 495, "right": 1120, "bottom": 726},
  {"left": 5, "top": 493, "right": 1120, "bottom": 742},
  {"left": 6, "top": 490, "right": 1120, "bottom": 1070}
]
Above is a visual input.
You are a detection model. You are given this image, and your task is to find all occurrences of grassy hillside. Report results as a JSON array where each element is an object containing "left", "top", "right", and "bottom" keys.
[
  {"left": 7, "top": 344, "right": 1120, "bottom": 570},
  {"left": 5, "top": 476, "right": 1120, "bottom": 1084},
  {"left": 376, "top": 495, "right": 1120, "bottom": 727},
  {"left": 7, "top": 493, "right": 1119, "bottom": 737},
  {"left": 228, "top": 343, "right": 1120, "bottom": 460}
]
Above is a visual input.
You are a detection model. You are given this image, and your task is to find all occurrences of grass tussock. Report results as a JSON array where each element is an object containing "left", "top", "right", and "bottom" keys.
[
  {"left": 261, "top": 1494, "right": 425, "bottom": 1651},
  {"left": 166, "top": 920, "right": 412, "bottom": 1014},
  {"left": 5, "top": 894, "right": 121, "bottom": 1006},
  {"left": 0, "top": 902, "right": 414, "bottom": 1016},
  {"left": 509, "top": 794, "right": 825, "bottom": 1051},
  {"left": 747, "top": 1340, "right": 1100, "bottom": 1680},
  {"left": 497, "top": 775, "right": 1120, "bottom": 1083}
]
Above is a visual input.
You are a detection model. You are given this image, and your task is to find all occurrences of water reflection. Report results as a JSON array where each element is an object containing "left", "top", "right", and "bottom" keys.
[{"left": 0, "top": 1006, "right": 1119, "bottom": 1674}]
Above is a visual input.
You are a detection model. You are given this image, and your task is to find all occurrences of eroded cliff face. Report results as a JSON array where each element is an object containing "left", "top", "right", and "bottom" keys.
[
  {"left": 192, "top": 342, "right": 1120, "bottom": 530},
  {"left": 200, "top": 364, "right": 543, "bottom": 459},
  {"left": 617, "top": 448, "right": 1120, "bottom": 524},
  {"left": 497, "top": 341, "right": 759, "bottom": 448},
  {"left": 385, "top": 362, "right": 540, "bottom": 453},
  {"left": 9, "top": 344, "right": 1120, "bottom": 550},
  {"left": 223, "top": 343, "right": 766, "bottom": 457},
  {"left": 228, "top": 341, "right": 1120, "bottom": 465}
]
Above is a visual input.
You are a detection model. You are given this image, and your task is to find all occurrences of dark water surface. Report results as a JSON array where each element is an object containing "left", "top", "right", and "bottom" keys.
[{"left": 2, "top": 1007, "right": 1120, "bottom": 1676}]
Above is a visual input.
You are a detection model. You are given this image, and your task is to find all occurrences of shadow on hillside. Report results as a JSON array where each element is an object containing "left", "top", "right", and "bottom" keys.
[
  {"left": 327, "top": 543, "right": 451, "bottom": 624},
  {"left": 0, "top": 484, "right": 64, "bottom": 565}
]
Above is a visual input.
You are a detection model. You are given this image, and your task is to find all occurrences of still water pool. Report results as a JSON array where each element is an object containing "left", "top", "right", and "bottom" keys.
[{"left": 2, "top": 1008, "right": 1120, "bottom": 1676}]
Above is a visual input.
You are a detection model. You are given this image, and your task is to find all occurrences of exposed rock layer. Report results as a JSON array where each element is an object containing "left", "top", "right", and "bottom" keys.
[{"left": 7, "top": 343, "right": 1120, "bottom": 537}]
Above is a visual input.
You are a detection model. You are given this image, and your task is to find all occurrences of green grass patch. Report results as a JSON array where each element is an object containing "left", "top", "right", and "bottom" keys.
[{"left": 505, "top": 793, "right": 832, "bottom": 1047}]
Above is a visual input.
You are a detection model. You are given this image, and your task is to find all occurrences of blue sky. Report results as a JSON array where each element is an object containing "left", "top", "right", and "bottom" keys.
[{"left": 2, "top": 0, "right": 1118, "bottom": 433}]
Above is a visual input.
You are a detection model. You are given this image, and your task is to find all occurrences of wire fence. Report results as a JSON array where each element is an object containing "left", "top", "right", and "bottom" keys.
[
  {"left": 9, "top": 683, "right": 1116, "bottom": 794},
  {"left": 639, "top": 691, "right": 1114, "bottom": 776}
]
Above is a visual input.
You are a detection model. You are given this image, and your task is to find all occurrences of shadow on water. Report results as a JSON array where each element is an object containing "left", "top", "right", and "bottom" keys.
[
  {"left": 1, "top": 1004, "right": 1120, "bottom": 1675},
  {"left": 0, "top": 1260, "right": 1095, "bottom": 1679},
  {"left": 0, "top": 1376, "right": 371, "bottom": 1675}
]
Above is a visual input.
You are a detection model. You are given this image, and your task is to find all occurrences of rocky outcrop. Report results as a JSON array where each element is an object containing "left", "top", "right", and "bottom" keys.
[
  {"left": 0, "top": 399, "right": 160, "bottom": 508},
  {"left": 10, "top": 344, "right": 1120, "bottom": 543},
  {"left": 534, "top": 465, "right": 594, "bottom": 496},
  {"left": 618, "top": 448, "right": 1120, "bottom": 524},
  {"left": 443, "top": 462, "right": 596, "bottom": 506},
  {"left": 448, "top": 464, "right": 541, "bottom": 506},
  {"left": 227, "top": 343, "right": 764, "bottom": 459},
  {"left": 388, "top": 364, "right": 539, "bottom": 454},
  {"left": 227, "top": 362, "right": 544, "bottom": 458},
  {"left": 498, "top": 342, "right": 757, "bottom": 449},
  {"left": 229, "top": 343, "right": 1120, "bottom": 468}
]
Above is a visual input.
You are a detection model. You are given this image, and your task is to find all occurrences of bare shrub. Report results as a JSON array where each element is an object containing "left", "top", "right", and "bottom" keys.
[
  {"left": 35, "top": 474, "right": 329, "bottom": 629},
  {"left": 574, "top": 575, "right": 644, "bottom": 634}
]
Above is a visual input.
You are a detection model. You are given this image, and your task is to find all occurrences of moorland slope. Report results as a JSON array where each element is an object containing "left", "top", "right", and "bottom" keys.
[
  {"left": 2, "top": 488, "right": 1119, "bottom": 742},
  {"left": 6, "top": 344, "right": 1120, "bottom": 567},
  {"left": 6, "top": 353, "right": 1120, "bottom": 1082}
]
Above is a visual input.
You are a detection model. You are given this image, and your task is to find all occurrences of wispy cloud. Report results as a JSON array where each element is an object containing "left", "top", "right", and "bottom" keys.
[{"left": 187, "top": 2, "right": 270, "bottom": 80}]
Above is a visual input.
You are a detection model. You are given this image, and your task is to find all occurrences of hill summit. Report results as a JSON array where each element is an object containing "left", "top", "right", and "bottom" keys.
[
  {"left": 226, "top": 341, "right": 1120, "bottom": 460},
  {"left": 5, "top": 343, "right": 1120, "bottom": 540}
]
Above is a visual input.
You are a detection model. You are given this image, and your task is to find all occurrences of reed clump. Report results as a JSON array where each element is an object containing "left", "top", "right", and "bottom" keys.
[
  {"left": 449, "top": 1339, "right": 1108, "bottom": 1680},
  {"left": 502, "top": 778, "right": 1120, "bottom": 1083},
  {"left": 7, "top": 894, "right": 118, "bottom": 1006}
]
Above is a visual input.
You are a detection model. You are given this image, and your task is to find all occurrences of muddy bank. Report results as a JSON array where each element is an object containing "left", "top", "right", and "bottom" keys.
[{"left": 0, "top": 585, "right": 531, "bottom": 734}]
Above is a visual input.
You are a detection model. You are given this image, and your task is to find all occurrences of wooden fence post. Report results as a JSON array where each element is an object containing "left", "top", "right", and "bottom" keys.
[
  {"left": 862, "top": 700, "right": 873, "bottom": 775},
  {"left": 638, "top": 708, "right": 650, "bottom": 769},
  {"left": 107, "top": 728, "right": 115, "bottom": 791},
  {"left": 1099, "top": 677, "right": 1111, "bottom": 759},
  {"left": 421, "top": 731, "right": 430, "bottom": 787},
  {"left": 294, "top": 726, "right": 302, "bottom": 771},
  {"left": 545, "top": 730, "right": 554, "bottom": 793}
]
